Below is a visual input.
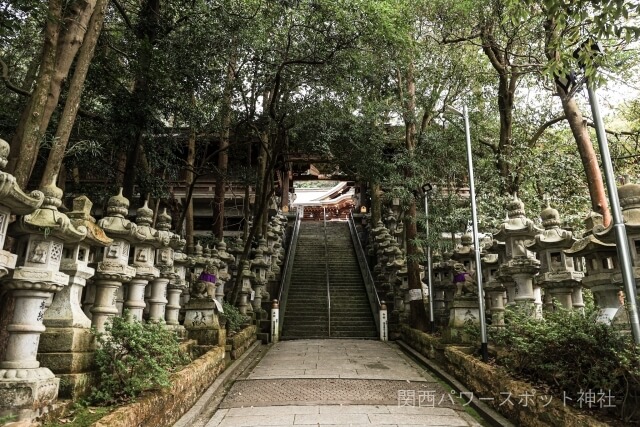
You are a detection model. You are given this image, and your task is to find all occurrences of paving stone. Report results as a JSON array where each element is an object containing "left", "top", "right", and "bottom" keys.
[
  {"left": 196, "top": 340, "right": 481, "bottom": 427},
  {"left": 294, "top": 413, "right": 370, "bottom": 424}
]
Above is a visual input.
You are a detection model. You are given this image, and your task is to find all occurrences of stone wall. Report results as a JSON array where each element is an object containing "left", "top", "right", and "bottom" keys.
[
  {"left": 400, "top": 325, "right": 610, "bottom": 427},
  {"left": 226, "top": 324, "right": 257, "bottom": 360},
  {"left": 92, "top": 346, "right": 225, "bottom": 427}
]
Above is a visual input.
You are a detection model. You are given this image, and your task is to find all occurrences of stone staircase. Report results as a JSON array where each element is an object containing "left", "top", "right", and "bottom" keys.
[{"left": 282, "top": 221, "right": 377, "bottom": 340}]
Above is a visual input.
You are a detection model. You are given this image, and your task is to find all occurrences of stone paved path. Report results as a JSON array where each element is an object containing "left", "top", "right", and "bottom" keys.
[{"left": 198, "top": 340, "right": 483, "bottom": 427}]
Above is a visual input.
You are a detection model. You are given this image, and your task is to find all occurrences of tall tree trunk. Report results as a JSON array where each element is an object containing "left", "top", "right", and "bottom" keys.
[
  {"left": 185, "top": 129, "right": 196, "bottom": 254},
  {"left": 371, "top": 182, "right": 382, "bottom": 225},
  {"left": 40, "top": 0, "right": 109, "bottom": 188},
  {"left": 122, "top": 0, "right": 161, "bottom": 201},
  {"left": 402, "top": 62, "right": 429, "bottom": 331},
  {"left": 10, "top": 0, "right": 63, "bottom": 189},
  {"left": 213, "top": 54, "right": 237, "bottom": 240},
  {"left": 559, "top": 90, "right": 611, "bottom": 225},
  {"left": 543, "top": 17, "right": 611, "bottom": 226},
  {"left": 9, "top": 0, "right": 97, "bottom": 183}
]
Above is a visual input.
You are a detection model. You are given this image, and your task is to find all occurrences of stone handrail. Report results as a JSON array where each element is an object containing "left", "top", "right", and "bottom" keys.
[
  {"left": 348, "top": 211, "right": 380, "bottom": 334},
  {"left": 324, "top": 210, "right": 331, "bottom": 336},
  {"left": 277, "top": 208, "right": 302, "bottom": 334}
]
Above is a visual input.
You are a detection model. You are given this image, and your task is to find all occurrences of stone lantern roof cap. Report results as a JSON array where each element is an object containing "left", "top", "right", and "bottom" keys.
[
  {"left": 106, "top": 187, "right": 130, "bottom": 217},
  {"left": 540, "top": 202, "right": 561, "bottom": 229},
  {"left": 67, "top": 195, "right": 112, "bottom": 247},
  {"left": 0, "top": 139, "right": 44, "bottom": 214},
  {"left": 564, "top": 234, "right": 616, "bottom": 257},
  {"left": 194, "top": 241, "right": 203, "bottom": 256},
  {"left": 135, "top": 200, "right": 154, "bottom": 227},
  {"left": 217, "top": 240, "right": 235, "bottom": 263},
  {"left": 11, "top": 184, "right": 87, "bottom": 243},
  {"left": 133, "top": 200, "right": 164, "bottom": 247},
  {"left": 494, "top": 196, "right": 541, "bottom": 240},
  {"left": 98, "top": 189, "right": 145, "bottom": 243},
  {"left": 618, "top": 179, "right": 640, "bottom": 210},
  {"left": 527, "top": 203, "right": 574, "bottom": 251},
  {"left": 156, "top": 208, "right": 172, "bottom": 231},
  {"left": 506, "top": 195, "right": 526, "bottom": 218},
  {"left": 251, "top": 248, "right": 270, "bottom": 268},
  {"left": 594, "top": 181, "right": 640, "bottom": 242}
]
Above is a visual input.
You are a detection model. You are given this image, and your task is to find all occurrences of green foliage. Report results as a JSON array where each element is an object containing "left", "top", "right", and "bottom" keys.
[
  {"left": 491, "top": 303, "right": 640, "bottom": 417},
  {"left": 89, "top": 314, "right": 189, "bottom": 405},
  {"left": 221, "top": 301, "right": 248, "bottom": 334}
]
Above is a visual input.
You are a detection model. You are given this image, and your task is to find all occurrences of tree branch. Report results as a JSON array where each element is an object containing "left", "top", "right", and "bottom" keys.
[
  {"left": 111, "top": 0, "right": 134, "bottom": 32},
  {"left": 1, "top": 58, "right": 32, "bottom": 97},
  {"left": 528, "top": 115, "right": 566, "bottom": 147}
]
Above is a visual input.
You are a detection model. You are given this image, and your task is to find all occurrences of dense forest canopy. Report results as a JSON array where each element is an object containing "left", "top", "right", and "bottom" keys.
[{"left": 1, "top": 0, "right": 640, "bottom": 242}]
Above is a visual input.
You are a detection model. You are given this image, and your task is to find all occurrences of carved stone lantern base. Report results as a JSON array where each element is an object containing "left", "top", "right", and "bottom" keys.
[
  {"left": 442, "top": 296, "right": 480, "bottom": 344},
  {"left": 183, "top": 299, "right": 224, "bottom": 346},
  {"left": 0, "top": 370, "right": 59, "bottom": 423}
]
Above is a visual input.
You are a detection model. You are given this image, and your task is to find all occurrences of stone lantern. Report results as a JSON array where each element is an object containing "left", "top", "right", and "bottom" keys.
[
  {"left": 227, "top": 236, "right": 244, "bottom": 286},
  {"left": 566, "top": 213, "right": 621, "bottom": 323},
  {"left": 216, "top": 239, "right": 235, "bottom": 304},
  {"left": 385, "top": 210, "right": 397, "bottom": 237},
  {"left": 594, "top": 180, "right": 640, "bottom": 298},
  {"left": 528, "top": 203, "right": 584, "bottom": 310},
  {"left": 38, "top": 196, "right": 112, "bottom": 399},
  {"left": 190, "top": 241, "right": 207, "bottom": 283},
  {"left": 167, "top": 234, "right": 188, "bottom": 334},
  {"left": 481, "top": 238, "right": 507, "bottom": 326},
  {"left": 1, "top": 184, "right": 86, "bottom": 420},
  {"left": 452, "top": 232, "right": 476, "bottom": 273},
  {"left": 148, "top": 208, "right": 178, "bottom": 323},
  {"left": 251, "top": 248, "right": 270, "bottom": 316},
  {"left": 494, "top": 196, "right": 542, "bottom": 313},
  {"left": 238, "top": 260, "right": 254, "bottom": 315},
  {"left": 122, "top": 201, "right": 162, "bottom": 322},
  {"left": 431, "top": 250, "right": 448, "bottom": 328},
  {"left": 386, "top": 247, "right": 404, "bottom": 314},
  {"left": 93, "top": 189, "right": 140, "bottom": 332},
  {"left": 0, "top": 140, "right": 44, "bottom": 278}
]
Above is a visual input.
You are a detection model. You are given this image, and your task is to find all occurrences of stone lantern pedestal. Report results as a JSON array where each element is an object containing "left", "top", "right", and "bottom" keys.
[
  {"left": 183, "top": 298, "right": 225, "bottom": 346},
  {"left": 443, "top": 296, "right": 480, "bottom": 344}
]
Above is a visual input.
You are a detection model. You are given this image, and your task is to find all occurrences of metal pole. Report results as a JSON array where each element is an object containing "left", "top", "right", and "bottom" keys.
[
  {"left": 586, "top": 83, "right": 640, "bottom": 344},
  {"left": 425, "top": 193, "right": 435, "bottom": 333},
  {"left": 462, "top": 105, "right": 489, "bottom": 362}
]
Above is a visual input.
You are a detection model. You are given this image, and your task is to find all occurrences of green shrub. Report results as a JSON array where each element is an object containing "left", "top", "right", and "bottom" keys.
[
  {"left": 89, "top": 314, "right": 189, "bottom": 405},
  {"left": 491, "top": 303, "right": 640, "bottom": 419},
  {"left": 221, "top": 301, "right": 248, "bottom": 334}
]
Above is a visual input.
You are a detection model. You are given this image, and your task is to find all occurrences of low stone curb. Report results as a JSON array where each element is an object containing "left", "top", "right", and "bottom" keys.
[
  {"left": 226, "top": 324, "right": 256, "bottom": 360},
  {"left": 92, "top": 345, "right": 225, "bottom": 427},
  {"left": 400, "top": 325, "right": 611, "bottom": 427}
]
